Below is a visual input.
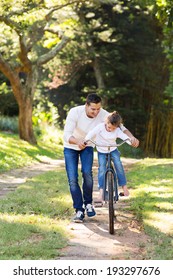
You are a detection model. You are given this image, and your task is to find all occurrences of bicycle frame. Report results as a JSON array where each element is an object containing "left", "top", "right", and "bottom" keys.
[{"left": 85, "top": 139, "right": 130, "bottom": 234}]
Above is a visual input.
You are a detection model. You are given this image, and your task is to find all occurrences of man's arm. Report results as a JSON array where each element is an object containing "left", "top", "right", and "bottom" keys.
[
  {"left": 68, "top": 136, "right": 86, "bottom": 149},
  {"left": 119, "top": 123, "right": 139, "bottom": 147},
  {"left": 64, "top": 107, "right": 86, "bottom": 149},
  {"left": 123, "top": 129, "right": 139, "bottom": 148},
  {"left": 63, "top": 108, "right": 78, "bottom": 143}
]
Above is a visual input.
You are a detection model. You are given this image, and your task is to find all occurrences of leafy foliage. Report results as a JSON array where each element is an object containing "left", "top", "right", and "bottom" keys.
[
  {"left": 0, "top": 0, "right": 173, "bottom": 156},
  {"left": 46, "top": 1, "right": 168, "bottom": 145}
]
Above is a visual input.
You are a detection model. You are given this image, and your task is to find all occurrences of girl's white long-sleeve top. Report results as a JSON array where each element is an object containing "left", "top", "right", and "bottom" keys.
[
  {"left": 63, "top": 105, "right": 127, "bottom": 150},
  {"left": 85, "top": 123, "right": 131, "bottom": 153}
]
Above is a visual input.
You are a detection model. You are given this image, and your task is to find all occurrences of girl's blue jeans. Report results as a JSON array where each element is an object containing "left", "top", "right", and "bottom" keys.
[
  {"left": 64, "top": 147, "right": 94, "bottom": 212},
  {"left": 98, "top": 149, "right": 127, "bottom": 189}
]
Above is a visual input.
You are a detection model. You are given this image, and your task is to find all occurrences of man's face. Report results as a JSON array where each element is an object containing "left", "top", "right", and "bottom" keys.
[{"left": 85, "top": 102, "right": 101, "bottom": 118}]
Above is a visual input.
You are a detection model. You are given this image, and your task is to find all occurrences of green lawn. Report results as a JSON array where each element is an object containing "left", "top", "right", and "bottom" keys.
[
  {"left": 127, "top": 158, "right": 173, "bottom": 259},
  {"left": 0, "top": 132, "right": 72, "bottom": 259},
  {"left": 0, "top": 170, "right": 73, "bottom": 259},
  {"left": 0, "top": 132, "right": 63, "bottom": 173}
]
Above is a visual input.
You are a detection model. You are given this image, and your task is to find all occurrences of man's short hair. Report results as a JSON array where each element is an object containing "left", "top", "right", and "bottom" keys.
[{"left": 86, "top": 93, "right": 102, "bottom": 105}]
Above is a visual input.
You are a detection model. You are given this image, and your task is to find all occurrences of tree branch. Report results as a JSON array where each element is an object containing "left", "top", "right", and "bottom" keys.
[
  {"left": 44, "top": 27, "right": 63, "bottom": 38},
  {"left": 45, "top": 0, "right": 83, "bottom": 20},
  {"left": 0, "top": 54, "right": 23, "bottom": 103},
  {"left": 0, "top": 54, "right": 16, "bottom": 81},
  {"left": 18, "top": 35, "right": 32, "bottom": 72},
  {"left": 0, "top": 15, "right": 22, "bottom": 35},
  {"left": 37, "top": 35, "right": 70, "bottom": 66}
]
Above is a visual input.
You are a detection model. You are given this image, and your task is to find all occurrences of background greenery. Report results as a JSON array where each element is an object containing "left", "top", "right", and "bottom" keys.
[{"left": 0, "top": 0, "right": 173, "bottom": 157}]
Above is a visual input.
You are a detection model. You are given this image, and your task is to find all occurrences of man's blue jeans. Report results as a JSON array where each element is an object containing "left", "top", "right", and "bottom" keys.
[
  {"left": 64, "top": 147, "right": 94, "bottom": 212},
  {"left": 98, "top": 149, "right": 127, "bottom": 189}
]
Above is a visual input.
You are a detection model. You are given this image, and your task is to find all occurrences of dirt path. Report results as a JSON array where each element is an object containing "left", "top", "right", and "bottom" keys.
[
  {"left": 58, "top": 158, "right": 151, "bottom": 260},
  {"left": 0, "top": 158, "right": 151, "bottom": 260}
]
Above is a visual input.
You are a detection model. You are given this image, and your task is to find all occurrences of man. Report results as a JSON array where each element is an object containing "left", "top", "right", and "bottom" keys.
[{"left": 63, "top": 93, "right": 139, "bottom": 222}]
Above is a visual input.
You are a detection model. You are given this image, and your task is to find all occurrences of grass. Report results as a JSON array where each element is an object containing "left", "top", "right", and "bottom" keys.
[
  {"left": 127, "top": 158, "right": 173, "bottom": 259},
  {"left": 0, "top": 132, "right": 63, "bottom": 173},
  {"left": 0, "top": 169, "right": 73, "bottom": 260},
  {"left": 0, "top": 131, "right": 74, "bottom": 259},
  {"left": 0, "top": 132, "right": 173, "bottom": 259}
]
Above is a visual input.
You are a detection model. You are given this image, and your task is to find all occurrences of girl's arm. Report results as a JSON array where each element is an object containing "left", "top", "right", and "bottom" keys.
[{"left": 85, "top": 124, "right": 102, "bottom": 142}]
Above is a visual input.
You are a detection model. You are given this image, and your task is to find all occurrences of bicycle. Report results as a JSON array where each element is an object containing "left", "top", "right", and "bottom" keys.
[{"left": 85, "top": 138, "right": 130, "bottom": 234}]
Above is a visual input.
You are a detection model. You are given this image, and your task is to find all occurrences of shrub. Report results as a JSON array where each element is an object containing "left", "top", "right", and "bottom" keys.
[{"left": 0, "top": 116, "right": 18, "bottom": 133}]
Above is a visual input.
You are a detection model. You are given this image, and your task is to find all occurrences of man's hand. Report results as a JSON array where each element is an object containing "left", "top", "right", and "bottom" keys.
[
  {"left": 69, "top": 136, "right": 87, "bottom": 149},
  {"left": 77, "top": 139, "right": 87, "bottom": 150},
  {"left": 130, "top": 137, "right": 139, "bottom": 148}
]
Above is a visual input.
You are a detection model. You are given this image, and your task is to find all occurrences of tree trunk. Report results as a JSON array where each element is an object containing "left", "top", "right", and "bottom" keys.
[
  {"left": 93, "top": 56, "right": 105, "bottom": 89},
  {"left": 19, "top": 106, "right": 36, "bottom": 144},
  {"left": 0, "top": 54, "right": 37, "bottom": 144},
  {"left": 18, "top": 95, "right": 36, "bottom": 144},
  {"left": 10, "top": 68, "right": 38, "bottom": 145},
  {"left": 92, "top": 56, "right": 108, "bottom": 106},
  {"left": 144, "top": 105, "right": 173, "bottom": 157}
]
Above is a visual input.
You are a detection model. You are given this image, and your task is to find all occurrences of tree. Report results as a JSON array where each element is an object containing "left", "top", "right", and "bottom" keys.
[
  {"left": 138, "top": 0, "right": 173, "bottom": 157},
  {"left": 51, "top": 0, "right": 168, "bottom": 147},
  {"left": 0, "top": 0, "right": 82, "bottom": 143}
]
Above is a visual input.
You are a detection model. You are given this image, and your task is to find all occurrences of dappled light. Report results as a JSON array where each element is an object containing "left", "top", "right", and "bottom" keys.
[
  {"left": 0, "top": 133, "right": 64, "bottom": 173},
  {"left": 126, "top": 158, "right": 173, "bottom": 259},
  {"left": 0, "top": 215, "right": 68, "bottom": 260},
  {"left": 0, "top": 0, "right": 173, "bottom": 261},
  {"left": 0, "top": 165, "right": 74, "bottom": 259},
  {"left": 144, "top": 212, "right": 173, "bottom": 235}
]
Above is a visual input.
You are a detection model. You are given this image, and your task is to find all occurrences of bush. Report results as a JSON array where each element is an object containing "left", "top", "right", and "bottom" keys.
[
  {"left": 0, "top": 116, "right": 18, "bottom": 133},
  {"left": 36, "top": 123, "right": 63, "bottom": 145}
]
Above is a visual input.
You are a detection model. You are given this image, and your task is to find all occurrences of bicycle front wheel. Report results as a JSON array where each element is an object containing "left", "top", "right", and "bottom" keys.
[{"left": 106, "top": 171, "right": 114, "bottom": 234}]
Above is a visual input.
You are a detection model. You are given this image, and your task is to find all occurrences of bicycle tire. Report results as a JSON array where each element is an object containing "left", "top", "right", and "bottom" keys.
[
  {"left": 114, "top": 172, "right": 119, "bottom": 202},
  {"left": 106, "top": 171, "right": 114, "bottom": 234}
]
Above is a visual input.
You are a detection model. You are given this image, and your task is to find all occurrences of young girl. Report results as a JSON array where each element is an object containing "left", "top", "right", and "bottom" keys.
[{"left": 85, "top": 111, "right": 131, "bottom": 205}]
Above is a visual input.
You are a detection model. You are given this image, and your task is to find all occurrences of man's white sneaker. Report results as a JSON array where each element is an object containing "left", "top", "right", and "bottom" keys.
[
  {"left": 85, "top": 204, "right": 96, "bottom": 217},
  {"left": 73, "top": 211, "right": 85, "bottom": 223}
]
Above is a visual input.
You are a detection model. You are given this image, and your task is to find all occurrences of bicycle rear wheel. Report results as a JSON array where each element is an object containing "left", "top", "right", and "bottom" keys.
[{"left": 106, "top": 171, "right": 114, "bottom": 234}]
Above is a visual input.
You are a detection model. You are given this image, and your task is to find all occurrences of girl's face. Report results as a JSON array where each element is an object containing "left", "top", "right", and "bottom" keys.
[{"left": 105, "top": 121, "right": 117, "bottom": 132}]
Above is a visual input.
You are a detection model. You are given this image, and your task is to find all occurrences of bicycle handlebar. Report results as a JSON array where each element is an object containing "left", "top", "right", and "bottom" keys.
[{"left": 84, "top": 138, "right": 131, "bottom": 147}]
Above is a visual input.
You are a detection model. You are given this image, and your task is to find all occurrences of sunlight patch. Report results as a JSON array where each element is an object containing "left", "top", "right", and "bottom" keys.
[
  {"left": 155, "top": 202, "right": 173, "bottom": 210},
  {"left": 144, "top": 212, "right": 173, "bottom": 234}
]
